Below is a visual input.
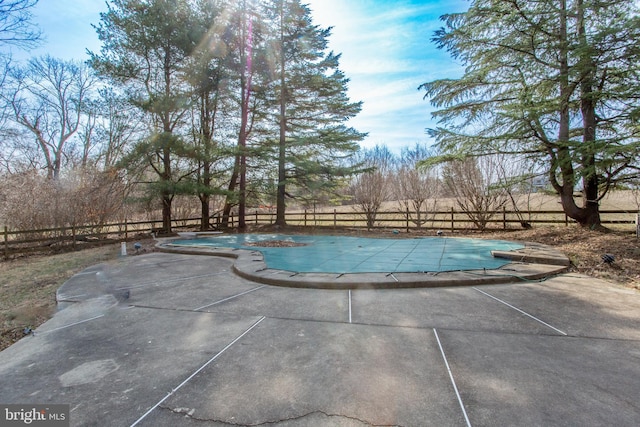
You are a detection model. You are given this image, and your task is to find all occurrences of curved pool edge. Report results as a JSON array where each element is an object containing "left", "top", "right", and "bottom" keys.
[{"left": 155, "top": 239, "right": 570, "bottom": 290}]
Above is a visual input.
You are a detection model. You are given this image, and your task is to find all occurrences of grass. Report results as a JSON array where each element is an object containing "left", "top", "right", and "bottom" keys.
[{"left": 0, "top": 244, "right": 122, "bottom": 350}]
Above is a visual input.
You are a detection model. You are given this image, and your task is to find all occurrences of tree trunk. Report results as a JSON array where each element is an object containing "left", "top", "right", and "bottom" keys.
[
  {"left": 558, "top": 188, "right": 600, "bottom": 228},
  {"left": 197, "top": 80, "right": 221, "bottom": 232},
  {"left": 53, "top": 155, "right": 62, "bottom": 180},
  {"left": 577, "top": 98, "right": 601, "bottom": 229},
  {"left": 200, "top": 194, "right": 210, "bottom": 231},
  {"left": 577, "top": 0, "right": 601, "bottom": 228},
  {"left": 275, "top": 5, "right": 287, "bottom": 227},
  {"left": 200, "top": 105, "right": 212, "bottom": 231},
  {"left": 239, "top": 148, "right": 247, "bottom": 230},
  {"left": 200, "top": 155, "right": 211, "bottom": 231},
  {"left": 221, "top": 153, "right": 240, "bottom": 228},
  {"left": 276, "top": 18, "right": 287, "bottom": 226},
  {"left": 237, "top": 4, "right": 252, "bottom": 231},
  {"left": 554, "top": 0, "right": 601, "bottom": 229},
  {"left": 161, "top": 193, "right": 172, "bottom": 235},
  {"left": 161, "top": 144, "right": 172, "bottom": 234},
  {"left": 551, "top": 0, "right": 600, "bottom": 229}
]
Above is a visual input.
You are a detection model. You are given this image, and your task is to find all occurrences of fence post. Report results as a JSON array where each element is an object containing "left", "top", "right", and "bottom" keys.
[
  {"left": 406, "top": 207, "right": 410, "bottom": 233},
  {"left": 3, "top": 226, "right": 8, "bottom": 260},
  {"left": 72, "top": 225, "right": 76, "bottom": 251},
  {"left": 334, "top": 209, "right": 337, "bottom": 228},
  {"left": 304, "top": 209, "right": 307, "bottom": 227},
  {"left": 124, "top": 219, "right": 128, "bottom": 241},
  {"left": 503, "top": 206, "right": 507, "bottom": 230},
  {"left": 255, "top": 210, "right": 259, "bottom": 225},
  {"left": 451, "top": 207, "right": 455, "bottom": 232}
]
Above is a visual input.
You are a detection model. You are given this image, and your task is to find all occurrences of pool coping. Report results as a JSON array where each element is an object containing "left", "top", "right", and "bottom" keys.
[{"left": 155, "top": 236, "right": 571, "bottom": 289}]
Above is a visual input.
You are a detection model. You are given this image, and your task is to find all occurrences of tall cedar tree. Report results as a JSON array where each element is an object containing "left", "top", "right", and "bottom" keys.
[
  {"left": 90, "top": 0, "right": 196, "bottom": 234},
  {"left": 264, "top": 0, "right": 365, "bottom": 226},
  {"left": 421, "top": 0, "right": 640, "bottom": 228}
]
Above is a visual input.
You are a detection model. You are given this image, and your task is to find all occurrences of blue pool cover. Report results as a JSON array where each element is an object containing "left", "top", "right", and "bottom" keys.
[{"left": 171, "top": 234, "right": 524, "bottom": 274}]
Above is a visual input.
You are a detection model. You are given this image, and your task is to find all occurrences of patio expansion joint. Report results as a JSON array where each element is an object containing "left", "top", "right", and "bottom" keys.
[
  {"left": 125, "top": 303, "right": 236, "bottom": 315},
  {"left": 243, "top": 315, "right": 578, "bottom": 340}
]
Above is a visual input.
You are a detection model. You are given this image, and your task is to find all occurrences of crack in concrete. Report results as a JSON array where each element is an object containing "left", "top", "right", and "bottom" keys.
[{"left": 159, "top": 405, "right": 406, "bottom": 426}]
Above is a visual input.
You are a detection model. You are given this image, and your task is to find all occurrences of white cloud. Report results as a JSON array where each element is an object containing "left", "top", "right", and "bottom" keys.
[
  {"left": 307, "top": 0, "right": 468, "bottom": 152},
  {"left": 7, "top": 0, "right": 469, "bottom": 154}
]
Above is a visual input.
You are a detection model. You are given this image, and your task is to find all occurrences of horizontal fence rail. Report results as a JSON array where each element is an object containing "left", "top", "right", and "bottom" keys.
[
  {"left": 249, "top": 208, "right": 638, "bottom": 231},
  {"left": 3, "top": 208, "right": 638, "bottom": 259},
  {"left": 1, "top": 217, "right": 203, "bottom": 259}
]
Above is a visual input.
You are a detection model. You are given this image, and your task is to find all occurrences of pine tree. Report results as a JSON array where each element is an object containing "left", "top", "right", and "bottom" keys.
[
  {"left": 217, "top": 0, "right": 272, "bottom": 230},
  {"left": 187, "top": 0, "right": 236, "bottom": 230},
  {"left": 263, "top": 0, "right": 365, "bottom": 226},
  {"left": 90, "top": 0, "right": 197, "bottom": 234}
]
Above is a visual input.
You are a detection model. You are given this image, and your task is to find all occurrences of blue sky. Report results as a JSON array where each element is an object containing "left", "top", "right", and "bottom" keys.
[
  {"left": 6, "top": 0, "right": 470, "bottom": 153},
  {"left": 307, "top": 0, "right": 469, "bottom": 151}
]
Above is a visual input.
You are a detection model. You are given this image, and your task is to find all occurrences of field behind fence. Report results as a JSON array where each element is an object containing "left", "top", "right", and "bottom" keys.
[
  {"left": 255, "top": 207, "right": 638, "bottom": 231},
  {"left": 3, "top": 206, "right": 639, "bottom": 259}
]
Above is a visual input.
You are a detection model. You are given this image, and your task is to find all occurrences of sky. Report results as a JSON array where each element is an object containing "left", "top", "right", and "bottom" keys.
[{"left": 5, "top": 0, "right": 470, "bottom": 153}]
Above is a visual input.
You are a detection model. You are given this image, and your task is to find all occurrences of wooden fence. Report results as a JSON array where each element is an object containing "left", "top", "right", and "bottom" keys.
[
  {"left": 2, "top": 208, "right": 638, "bottom": 259},
  {"left": 248, "top": 208, "right": 638, "bottom": 231},
  {"left": 1, "top": 217, "right": 202, "bottom": 259}
]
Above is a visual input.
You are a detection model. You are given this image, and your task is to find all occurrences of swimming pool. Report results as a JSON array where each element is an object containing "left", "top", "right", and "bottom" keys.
[{"left": 171, "top": 234, "right": 523, "bottom": 274}]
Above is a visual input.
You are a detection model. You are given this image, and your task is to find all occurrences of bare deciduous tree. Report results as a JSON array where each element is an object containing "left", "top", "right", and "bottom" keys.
[
  {"left": 494, "top": 155, "right": 543, "bottom": 228},
  {"left": 0, "top": 168, "right": 126, "bottom": 233},
  {"left": 91, "top": 88, "right": 143, "bottom": 170},
  {"left": 5, "top": 55, "right": 97, "bottom": 179},
  {"left": 0, "top": 56, "right": 14, "bottom": 172},
  {"left": 0, "top": 0, "right": 41, "bottom": 49},
  {"left": 443, "top": 156, "right": 509, "bottom": 231},
  {"left": 396, "top": 143, "right": 440, "bottom": 228},
  {"left": 349, "top": 145, "right": 396, "bottom": 230},
  {"left": 351, "top": 170, "right": 389, "bottom": 230}
]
